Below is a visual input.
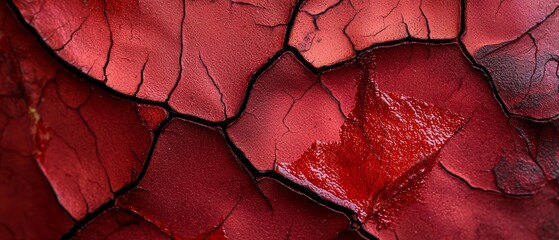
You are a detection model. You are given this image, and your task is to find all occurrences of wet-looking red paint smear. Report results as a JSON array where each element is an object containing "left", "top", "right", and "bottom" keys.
[{"left": 278, "top": 62, "right": 465, "bottom": 229}]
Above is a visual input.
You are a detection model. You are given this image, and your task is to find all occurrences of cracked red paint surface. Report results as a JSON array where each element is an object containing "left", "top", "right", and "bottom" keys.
[
  {"left": 11, "top": 0, "right": 294, "bottom": 121},
  {"left": 228, "top": 52, "right": 344, "bottom": 171},
  {"left": 2, "top": 0, "right": 559, "bottom": 239},
  {"left": 289, "top": 0, "right": 460, "bottom": 67}
]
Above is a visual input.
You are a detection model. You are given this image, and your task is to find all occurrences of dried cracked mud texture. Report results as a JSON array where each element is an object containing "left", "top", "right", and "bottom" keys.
[{"left": 3, "top": 0, "right": 559, "bottom": 239}]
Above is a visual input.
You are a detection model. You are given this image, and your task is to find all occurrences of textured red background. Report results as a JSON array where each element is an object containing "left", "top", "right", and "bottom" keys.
[{"left": 1, "top": 0, "right": 558, "bottom": 239}]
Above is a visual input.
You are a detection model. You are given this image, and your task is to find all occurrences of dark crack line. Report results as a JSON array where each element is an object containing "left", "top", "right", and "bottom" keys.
[
  {"left": 271, "top": 142, "right": 280, "bottom": 174},
  {"left": 283, "top": 0, "right": 305, "bottom": 47},
  {"left": 133, "top": 56, "right": 149, "bottom": 97},
  {"left": 52, "top": 14, "right": 90, "bottom": 52},
  {"left": 319, "top": 80, "right": 347, "bottom": 119},
  {"left": 228, "top": 0, "right": 267, "bottom": 10},
  {"left": 202, "top": 194, "right": 242, "bottom": 240},
  {"left": 517, "top": 33, "right": 539, "bottom": 106},
  {"left": 438, "top": 162, "right": 502, "bottom": 194},
  {"left": 164, "top": 0, "right": 185, "bottom": 104},
  {"left": 51, "top": 131, "right": 92, "bottom": 221},
  {"left": 419, "top": 0, "right": 431, "bottom": 39},
  {"left": 382, "top": 0, "right": 401, "bottom": 19},
  {"left": 342, "top": 9, "right": 361, "bottom": 52},
  {"left": 402, "top": 15, "right": 411, "bottom": 38},
  {"left": 357, "top": 227, "right": 378, "bottom": 240},
  {"left": 76, "top": 106, "right": 114, "bottom": 194},
  {"left": 396, "top": 47, "right": 415, "bottom": 77},
  {"left": 225, "top": 50, "right": 286, "bottom": 125},
  {"left": 50, "top": 129, "right": 98, "bottom": 216},
  {"left": 303, "top": 0, "right": 342, "bottom": 18},
  {"left": 286, "top": 39, "right": 455, "bottom": 78},
  {"left": 444, "top": 77, "right": 465, "bottom": 102},
  {"left": 254, "top": 21, "right": 288, "bottom": 29},
  {"left": 27, "top": 0, "right": 46, "bottom": 24},
  {"left": 495, "top": 0, "right": 507, "bottom": 16},
  {"left": 254, "top": 177, "right": 275, "bottom": 211},
  {"left": 280, "top": 80, "right": 317, "bottom": 136},
  {"left": 102, "top": 0, "right": 113, "bottom": 83},
  {"left": 281, "top": 91, "right": 295, "bottom": 135},
  {"left": 361, "top": 25, "right": 389, "bottom": 38},
  {"left": 199, "top": 52, "right": 228, "bottom": 120}
]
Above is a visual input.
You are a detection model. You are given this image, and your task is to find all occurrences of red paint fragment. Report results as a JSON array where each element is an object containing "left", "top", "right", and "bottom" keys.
[
  {"left": 289, "top": 0, "right": 460, "bottom": 67},
  {"left": 118, "top": 119, "right": 351, "bottom": 239},
  {"left": 136, "top": 104, "right": 168, "bottom": 131},
  {"left": 279, "top": 65, "right": 464, "bottom": 228}
]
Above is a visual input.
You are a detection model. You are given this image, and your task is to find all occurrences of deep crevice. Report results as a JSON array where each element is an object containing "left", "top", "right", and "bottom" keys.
[{"left": 283, "top": 0, "right": 305, "bottom": 48}]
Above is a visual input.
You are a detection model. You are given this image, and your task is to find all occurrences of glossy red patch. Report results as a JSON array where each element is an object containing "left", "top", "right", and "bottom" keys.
[{"left": 278, "top": 60, "right": 464, "bottom": 228}]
